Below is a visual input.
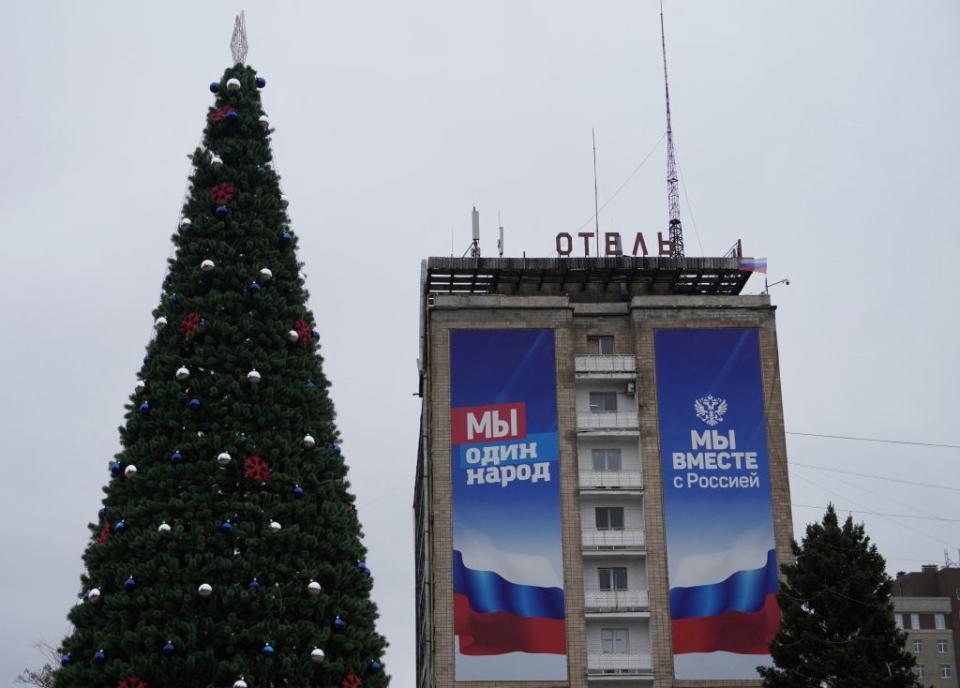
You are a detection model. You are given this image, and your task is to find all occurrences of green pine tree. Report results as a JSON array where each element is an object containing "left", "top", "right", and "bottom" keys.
[
  {"left": 54, "top": 64, "right": 388, "bottom": 688},
  {"left": 759, "top": 505, "right": 918, "bottom": 688}
]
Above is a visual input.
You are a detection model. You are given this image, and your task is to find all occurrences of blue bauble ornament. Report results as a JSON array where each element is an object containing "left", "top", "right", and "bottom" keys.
[
  {"left": 249, "top": 578, "right": 261, "bottom": 591},
  {"left": 98, "top": 506, "right": 108, "bottom": 519},
  {"left": 332, "top": 615, "right": 346, "bottom": 631},
  {"left": 168, "top": 293, "right": 178, "bottom": 304},
  {"left": 143, "top": 354, "right": 151, "bottom": 365},
  {"left": 162, "top": 641, "right": 175, "bottom": 657},
  {"left": 114, "top": 520, "right": 127, "bottom": 534},
  {"left": 226, "top": 110, "right": 239, "bottom": 121},
  {"left": 209, "top": 82, "right": 220, "bottom": 93},
  {"left": 280, "top": 231, "right": 293, "bottom": 245},
  {"left": 219, "top": 520, "right": 232, "bottom": 533},
  {"left": 247, "top": 281, "right": 261, "bottom": 294},
  {"left": 256, "top": 76, "right": 266, "bottom": 88},
  {"left": 292, "top": 485, "right": 305, "bottom": 498},
  {"left": 139, "top": 401, "right": 151, "bottom": 415},
  {"left": 109, "top": 462, "right": 122, "bottom": 477},
  {"left": 333, "top": 444, "right": 342, "bottom": 455},
  {"left": 170, "top": 450, "right": 184, "bottom": 464},
  {"left": 369, "top": 660, "right": 382, "bottom": 672},
  {"left": 215, "top": 205, "right": 229, "bottom": 217},
  {"left": 93, "top": 650, "right": 106, "bottom": 665},
  {"left": 124, "top": 575, "right": 136, "bottom": 592},
  {"left": 304, "top": 379, "right": 316, "bottom": 391},
  {"left": 189, "top": 398, "right": 202, "bottom": 411},
  {"left": 312, "top": 330, "right": 320, "bottom": 340},
  {"left": 60, "top": 653, "right": 72, "bottom": 667},
  {"left": 261, "top": 643, "right": 275, "bottom": 656},
  {"left": 256, "top": 165, "right": 266, "bottom": 174}
]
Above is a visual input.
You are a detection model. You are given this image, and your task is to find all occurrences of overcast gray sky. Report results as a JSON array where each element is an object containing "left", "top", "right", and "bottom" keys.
[{"left": 2, "top": 1, "right": 958, "bottom": 685}]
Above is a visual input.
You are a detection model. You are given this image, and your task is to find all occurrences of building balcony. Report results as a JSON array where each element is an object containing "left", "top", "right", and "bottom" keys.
[
  {"left": 582, "top": 529, "right": 645, "bottom": 551},
  {"left": 577, "top": 412, "right": 640, "bottom": 436},
  {"left": 580, "top": 470, "right": 643, "bottom": 490},
  {"left": 585, "top": 590, "right": 649, "bottom": 612},
  {"left": 587, "top": 654, "right": 653, "bottom": 677},
  {"left": 575, "top": 355, "right": 637, "bottom": 380}
]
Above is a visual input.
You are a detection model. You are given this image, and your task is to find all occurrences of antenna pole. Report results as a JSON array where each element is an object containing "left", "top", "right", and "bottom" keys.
[
  {"left": 660, "top": 1, "right": 685, "bottom": 258},
  {"left": 592, "top": 128, "right": 600, "bottom": 257}
]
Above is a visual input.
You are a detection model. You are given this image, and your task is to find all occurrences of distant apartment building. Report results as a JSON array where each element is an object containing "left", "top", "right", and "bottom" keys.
[{"left": 893, "top": 565, "right": 960, "bottom": 686}]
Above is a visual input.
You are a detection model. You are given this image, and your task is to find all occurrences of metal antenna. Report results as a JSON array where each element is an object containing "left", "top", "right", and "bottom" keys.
[
  {"left": 231, "top": 11, "right": 249, "bottom": 65},
  {"left": 660, "top": 0, "right": 684, "bottom": 258},
  {"left": 592, "top": 128, "right": 600, "bottom": 257}
]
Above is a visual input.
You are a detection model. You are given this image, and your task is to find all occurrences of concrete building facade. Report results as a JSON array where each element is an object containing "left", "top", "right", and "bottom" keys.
[
  {"left": 893, "top": 566, "right": 960, "bottom": 686},
  {"left": 414, "top": 257, "right": 795, "bottom": 688}
]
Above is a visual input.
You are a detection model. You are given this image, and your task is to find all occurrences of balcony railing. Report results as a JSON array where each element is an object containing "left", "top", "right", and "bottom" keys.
[
  {"left": 579, "top": 470, "right": 642, "bottom": 489},
  {"left": 585, "top": 590, "right": 649, "bottom": 611},
  {"left": 577, "top": 412, "right": 639, "bottom": 432},
  {"left": 576, "top": 355, "right": 637, "bottom": 379},
  {"left": 587, "top": 654, "right": 653, "bottom": 675},
  {"left": 582, "top": 529, "right": 645, "bottom": 549}
]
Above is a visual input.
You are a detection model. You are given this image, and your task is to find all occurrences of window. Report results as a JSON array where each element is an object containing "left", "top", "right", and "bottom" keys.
[
  {"left": 598, "top": 567, "right": 628, "bottom": 591},
  {"left": 894, "top": 614, "right": 904, "bottom": 630},
  {"left": 913, "top": 640, "right": 923, "bottom": 653},
  {"left": 588, "top": 335, "right": 615, "bottom": 354},
  {"left": 916, "top": 665, "right": 925, "bottom": 679},
  {"left": 600, "top": 628, "right": 628, "bottom": 654},
  {"left": 595, "top": 507, "right": 625, "bottom": 530},
  {"left": 911, "top": 613, "right": 920, "bottom": 630},
  {"left": 938, "top": 639, "right": 948, "bottom": 654},
  {"left": 935, "top": 613, "right": 946, "bottom": 630},
  {"left": 592, "top": 448, "right": 622, "bottom": 472},
  {"left": 941, "top": 664, "right": 953, "bottom": 679},
  {"left": 589, "top": 392, "right": 618, "bottom": 413}
]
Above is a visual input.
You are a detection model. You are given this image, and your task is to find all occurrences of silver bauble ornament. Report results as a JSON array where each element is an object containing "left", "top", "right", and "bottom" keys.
[
  {"left": 158, "top": 522, "right": 171, "bottom": 533},
  {"left": 210, "top": 154, "right": 224, "bottom": 167},
  {"left": 201, "top": 259, "right": 215, "bottom": 271},
  {"left": 175, "top": 366, "right": 190, "bottom": 381},
  {"left": 124, "top": 464, "right": 138, "bottom": 478},
  {"left": 307, "top": 580, "right": 321, "bottom": 596},
  {"left": 247, "top": 369, "right": 262, "bottom": 384},
  {"left": 134, "top": 380, "right": 146, "bottom": 393},
  {"left": 179, "top": 217, "right": 192, "bottom": 229},
  {"left": 198, "top": 583, "right": 213, "bottom": 597},
  {"left": 226, "top": 78, "right": 241, "bottom": 91},
  {"left": 233, "top": 680, "right": 247, "bottom": 688},
  {"left": 258, "top": 267, "right": 273, "bottom": 281},
  {"left": 269, "top": 520, "right": 282, "bottom": 532},
  {"left": 258, "top": 115, "right": 269, "bottom": 128},
  {"left": 310, "top": 648, "right": 325, "bottom": 663},
  {"left": 303, "top": 434, "right": 316, "bottom": 448},
  {"left": 86, "top": 587, "right": 101, "bottom": 601},
  {"left": 286, "top": 329, "right": 299, "bottom": 342},
  {"left": 217, "top": 452, "right": 232, "bottom": 466},
  {"left": 154, "top": 316, "right": 167, "bottom": 329}
]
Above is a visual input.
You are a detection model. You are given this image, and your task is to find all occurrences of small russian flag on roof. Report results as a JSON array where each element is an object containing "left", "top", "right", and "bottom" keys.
[{"left": 738, "top": 257, "right": 767, "bottom": 273}]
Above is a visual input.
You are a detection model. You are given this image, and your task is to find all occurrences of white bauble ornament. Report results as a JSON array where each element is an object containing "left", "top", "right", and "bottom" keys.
[
  {"left": 247, "top": 369, "right": 262, "bottom": 384},
  {"left": 179, "top": 217, "right": 192, "bottom": 229},
  {"left": 210, "top": 154, "right": 224, "bottom": 167},
  {"left": 158, "top": 522, "right": 171, "bottom": 533},
  {"left": 269, "top": 520, "right": 282, "bottom": 532},
  {"left": 217, "top": 452, "right": 232, "bottom": 466},
  {"left": 154, "top": 316, "right": 167, "bottom": 329},
  {"left": 258, "top": 115, "right": 269, "bottom": 128},
  {"left": 307, "top": 580, "right": 321, "bottom": 596},
  {"left": 175, "top": 366, "right": 190, "bottom": 381},
  {"left": 310, "top": 648, "right": 325, "bottom": 663},
  {"left": 303, "top": 434, "right": 316, "bottom": 448},
  {"left": 134, "top": 380, "right": 146, "bottom": 393},
  {"left": 286, "top": 330, "right": 299, "bottom": 343},
  {"left": 226, "top": 78, "right": 241, "bottom": 91},
  {"left": 201, "top": 259, "right": 215, "bottom": 271},
  {"left": 198, "top": 583, "right": 213, "bottom": 597},
  {"left": 124, "top": 465, "right": 138, "bottom": 478},
  {"left": 258, "top": 267, "right": 273, "bottom": 281},
  {"left": 86, "top": 587, "right": 101, "bottom": 602},
  {"left": 233, "top": 680, "right": 248, "bottom": 688}
]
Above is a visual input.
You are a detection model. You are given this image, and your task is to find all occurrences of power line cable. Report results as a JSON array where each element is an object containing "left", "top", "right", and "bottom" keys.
[
  {"left": 786, "top": 431, "right": 960, "bottom": 450},
  {"left": 793, "top": 504, "right": 960, "bottom": 524},
  {"left": 791, "top": 461, "right": 960, "bottom": 493}
]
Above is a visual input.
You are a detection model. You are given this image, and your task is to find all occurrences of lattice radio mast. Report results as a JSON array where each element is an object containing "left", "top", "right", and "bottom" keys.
[{"left": 660, "top": 1, "right": 684, "bottom": 258}]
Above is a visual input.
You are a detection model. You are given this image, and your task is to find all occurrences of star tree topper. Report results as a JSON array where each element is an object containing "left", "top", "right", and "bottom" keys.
[{"left": 231, "top": 12, "right": 248, "bottom": 65}]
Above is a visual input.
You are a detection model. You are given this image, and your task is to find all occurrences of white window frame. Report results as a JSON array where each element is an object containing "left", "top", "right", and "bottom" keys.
[
  {"left": 913, "top": 639, "right": 923, "bottom": 654},
  {"left": 911, "top": 613, "right": 920, "bottom": 630},
  {"left": 588, "top": 335, "right": 615, "bottom": 354},
  {"left": 935, "top": 613, "right": 946, "bottom": 630},
  {"left": 937, "top": 639, "right": 948, "bottom": 654},
  {"left": 589, "top": 391, "right": 618, "bottom": 413},
  {"left": 592, "top": 448, "right": 623, "bottom": 472},
  {"left": 894, "top": 613, "right": 904, "bottom": 630},
  {"left": 598, "top": 566, "right": 628, "bottom": 591},
  {"left": 595, "top": 506, "right": 625, "bottom": 531},
  {"left": 941, "top": 664, "right": 953, "bottom": 679},
  {"left": 916, "top": 664, "right": 925, "bottom": 679},
  {"left": 600, "top": 628, "right": 628, "bottom": 654}
]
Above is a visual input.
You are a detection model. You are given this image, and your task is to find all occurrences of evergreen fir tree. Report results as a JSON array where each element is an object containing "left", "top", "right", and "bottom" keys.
[
  {"left": 54, "top": 60, "right": 388, "bottom": 688},
  {"left": 759, "top": 505, "right": 918, "bottom": 688}
]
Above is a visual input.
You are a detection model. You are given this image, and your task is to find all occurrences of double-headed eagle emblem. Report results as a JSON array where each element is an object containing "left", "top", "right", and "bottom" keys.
[{"left": 694, "top": 395, "right": 728, "bottom": 426}]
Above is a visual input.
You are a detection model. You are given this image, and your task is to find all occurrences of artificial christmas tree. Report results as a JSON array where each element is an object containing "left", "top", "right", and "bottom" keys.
[{"left": 55, "top": 23, "right": 388, "bottom": 688}]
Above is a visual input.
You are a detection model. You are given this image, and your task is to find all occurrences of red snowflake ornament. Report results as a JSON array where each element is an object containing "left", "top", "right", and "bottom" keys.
[
  {"left": 179, "top": 312, "right": 202, "bottom": 335},
  {"left": 97, "top": 519, "right": 110, "bottom": 544},
  {"left": 118, "top": 676, "right": 147, "bottom": 688},
  {"left": 244, "top": 455, "right": 271, "bottom": 483},
  {"left": 341, "top": 673, "right": 363, "bottom": 688},
  {"left": 210, "top": 182, "right": 236, "bottom": 204},
  {"left": 209, "top": 106, "right": 236, "bottom": 122},
  {"left": 294, "top": 318, "right": 312, "bottom": 343}
]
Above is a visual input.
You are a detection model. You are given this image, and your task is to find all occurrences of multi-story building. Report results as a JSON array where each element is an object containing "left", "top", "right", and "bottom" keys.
[
  {"left": 414, "top": 256, "right": 794, "bottom": 688},
  {"left": 893, "top": 566, "right": 960, "bottom": 686}
]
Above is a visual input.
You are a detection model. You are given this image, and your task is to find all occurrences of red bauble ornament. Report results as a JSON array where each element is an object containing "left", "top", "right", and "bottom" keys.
[
  {"left": 341, "top": 673, "right": 363, "bottom": 688},
  {"left": 179, "top": 312, "right": 202, "bottom": 335},
  {"left": 118, "top": 676, "right": 147, "bottom": 688},
  {"left": 210, "top": 106, "right": 235, "bottom": 122},
  {"left": 294, "top": 318, "right": 312, "bottom": 343},
  {"left": 244, "top": 455, "right": 271, "bottom": 483},
  {"left": 97, "top": 519, "right": 110, "bottom": 544},
  {"left": 210, "top": 182, "right": 236, "bottom": 204}
]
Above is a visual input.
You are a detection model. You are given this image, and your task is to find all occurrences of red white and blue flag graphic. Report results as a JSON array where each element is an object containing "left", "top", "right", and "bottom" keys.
[
  {"left": 655, "top": 328, "right": 780, "bottom": 679},
  {"left": 450, "top": 329, "right": 566, "bottom": 681}
]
